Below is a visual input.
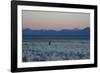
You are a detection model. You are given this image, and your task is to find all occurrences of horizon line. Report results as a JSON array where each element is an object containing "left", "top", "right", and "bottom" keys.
[{"left": 22, "top": 27, "right": 90, "bottom": 31}]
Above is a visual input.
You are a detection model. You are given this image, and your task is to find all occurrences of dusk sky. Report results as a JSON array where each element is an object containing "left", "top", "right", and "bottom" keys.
[{"left": 22, "top": 10, "right": 90, "bottom": 30}]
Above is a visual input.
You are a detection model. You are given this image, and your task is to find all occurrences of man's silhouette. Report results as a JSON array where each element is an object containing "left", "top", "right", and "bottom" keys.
[{"left": 49, "top": 41, "right": 51, "bottom": 45}]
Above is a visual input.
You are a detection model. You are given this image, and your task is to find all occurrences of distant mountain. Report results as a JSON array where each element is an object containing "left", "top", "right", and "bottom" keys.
[{"left": 23, "top": 27, "right": 90, "bottom": 37}]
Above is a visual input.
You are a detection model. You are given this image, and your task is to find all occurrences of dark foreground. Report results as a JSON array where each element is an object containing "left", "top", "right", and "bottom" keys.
[{"left": 22, "top": 38, "right": 90, "bottom": 62}]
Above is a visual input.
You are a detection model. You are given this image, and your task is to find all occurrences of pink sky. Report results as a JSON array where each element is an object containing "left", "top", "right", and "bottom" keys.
[{"left": 22, "top": 10, "right": 90, "bottom": 30}]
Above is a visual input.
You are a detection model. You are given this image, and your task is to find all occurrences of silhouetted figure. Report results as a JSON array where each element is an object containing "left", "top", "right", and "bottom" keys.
[{"left": 49, "top": 41, "right": 51, "bottom": 45}]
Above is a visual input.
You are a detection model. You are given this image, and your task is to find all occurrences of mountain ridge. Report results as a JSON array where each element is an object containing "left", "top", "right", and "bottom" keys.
[{"left": 23, "top": 27, "right": 90, "bottom": 36}]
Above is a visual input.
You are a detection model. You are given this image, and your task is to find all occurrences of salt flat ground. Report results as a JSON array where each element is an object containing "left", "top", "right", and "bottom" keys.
[{"left": 22, "top": 39, "right": 90, "bottom": 62}]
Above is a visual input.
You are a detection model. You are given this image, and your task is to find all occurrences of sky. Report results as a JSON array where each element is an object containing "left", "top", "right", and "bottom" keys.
[{"left": 22, "top": 10, "right": 90, "bottom": 30}]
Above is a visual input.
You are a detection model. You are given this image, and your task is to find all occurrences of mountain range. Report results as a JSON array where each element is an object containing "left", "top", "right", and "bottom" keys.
[{"left": 23, "top": 27, "right": 90, "bottom": 36}]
